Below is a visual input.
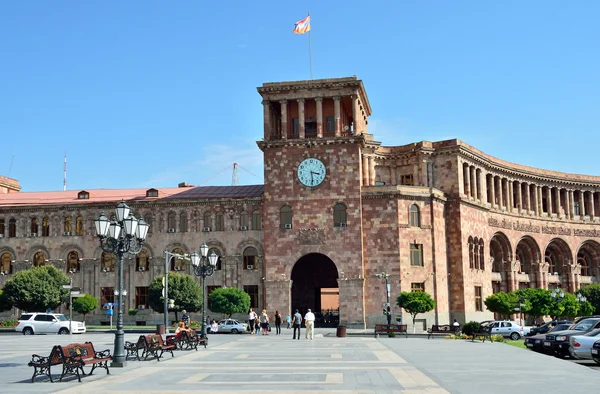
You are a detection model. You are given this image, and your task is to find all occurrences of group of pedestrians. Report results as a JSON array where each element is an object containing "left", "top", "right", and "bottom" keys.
[{"left": 247, "top": 308, "right": 316, "bottom": 339}]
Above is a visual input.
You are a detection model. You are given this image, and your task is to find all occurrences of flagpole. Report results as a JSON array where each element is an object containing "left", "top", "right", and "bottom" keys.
[{"left": 308, "top": 12, "right": 313, "bottom": 79}]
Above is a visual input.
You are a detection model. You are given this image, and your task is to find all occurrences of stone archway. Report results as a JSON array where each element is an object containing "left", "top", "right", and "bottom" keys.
[
  {"left": 545, "top": 238, "right": 573, "bottom": 289},
  {"left": 515, "top": 236, "right": 542, "bottom": 286},
  {"left": 291, "top": 253, "right": 339, "bottom": 328},
  {"left": 577, "top": 241, "right": 600, "bottom": 278},
  {"left": 490, "top": 232, "right": 512, "bottom": 293}
]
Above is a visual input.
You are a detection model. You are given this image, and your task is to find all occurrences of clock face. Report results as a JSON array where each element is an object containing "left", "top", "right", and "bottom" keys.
[{"left": 297, "top": 158, "right": 326, "bottom": 187}]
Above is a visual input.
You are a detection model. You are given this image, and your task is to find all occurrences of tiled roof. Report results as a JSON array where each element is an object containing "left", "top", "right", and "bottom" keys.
[{"left": 0, "top": 185, "right": 264, "bottom": 207}]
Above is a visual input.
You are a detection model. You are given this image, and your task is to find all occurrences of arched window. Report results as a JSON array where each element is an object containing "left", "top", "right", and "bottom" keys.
[
  {"left": 179, "top": 212, "right": 188, "bottom": 233},
  {"left": 333, "top": 203, "right": 347, "bottom": 227},
  {"left": 136, "top": 249, "right": 149, "bottom": 271},
  {"left": 240, "top": 211, "right": 249, "bottom": 229},
  {"left": 243, "top": 247, "right": 258, "bottom": 270},
  {"left": 203, "top": 211, "right": 212, "bottom": 231},
  {"left": 33, "top": 251, "right": 47, "bottom": 267},
  {"left": 64, "top": 217, "right": 73, "bottom": 235},
  {"left": 67, "top": 251, "right": 80, "bottom": 273},
  {"left": 280, "top": 206, "right": 292, "bottom": 229},
  {"left": 479, "top": 239, "right": 485, "bottom": 270},
  {"left": 0, "top": 252, "right": 12, "bottom": 274},
  {"left": 42, "top": 217, "right": 50, "bottom": 237},
  {"left": 473, "top": 237, "right": 479, "bottom": 269},
  {"left": 468, "top": 237, "right": 474, "bottom": 269},
  {"left": 8, "top": 218, "right": 16, "bottom": 237},
  {"left": 208, "top": 248, "right": 222, "bottom": 271},
  {"left": 75, "top": 215, "right": 84, "bottom": 236},
  {"left": 252, "top": 210, "right": 262, "bottom": 230},
  {"left": 167, "top": 212, "right": 176, "bottom": 232},
  {"left": 214, "top": 211, "right": 224, "bottom": 231},
  {"left": 31, "top": 217, "right": 39, "bottom": 236},
  {"left": 170, "top": 248, "right": 185, "bottom": 271},
  {"left": 102, "top": 252, "right": 116, "bottom": 272},
  {"left": 410, "top": 204, "right": 420, "bottom": 227}
]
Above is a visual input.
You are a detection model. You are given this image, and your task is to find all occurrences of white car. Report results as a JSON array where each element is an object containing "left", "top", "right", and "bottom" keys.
[
  {"left": 217, "top": 319, "right": 248, "bottom": 334},
  {"left": 569, "top": 328, "right": 600, "bottom": 359},
  {"left": 15, "top": 312, "right": 86, "bottom": 335},
  {"left": 488, "top": 321, "right": 524, "bottom": 340}
]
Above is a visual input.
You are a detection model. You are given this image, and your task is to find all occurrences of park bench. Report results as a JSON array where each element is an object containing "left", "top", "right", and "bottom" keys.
[
  {"left": 141, "top": 334, "right": 176, "bottom": 361},
  {"left": 28, "top": 342, "right": 111, "bottom": 383},
  {"left": 374, "top": 324, "right": 408, "bottom": 338},
  {"left": 427, "top": 324, "right": 459, "bottom": 339},
  {"left": 166, "top": 329, "right": 207, "bottom": 351},
  {"left": 471, "top": 325, "right": 493, "bottom": 343},
  {"left": 125, "top": 335, "right": 148, "bottom": 361}
]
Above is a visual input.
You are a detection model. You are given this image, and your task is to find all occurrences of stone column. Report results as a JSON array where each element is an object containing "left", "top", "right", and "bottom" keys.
[
  {"left": 297, "top": 98, "right": 305, "bottom": 139},
  {"left": 508, "top": 180, "right": 514, "bottom": 212},
  {"left": 524, "top": 183, "right": 531, "bottom": 213},
  {"left": 580, "top": 191, "right": 586, "bottom": 217},
  {"left": 470, "top": 166, "right": 476, "bottom": 199},
  {"left": 280, "top": 100, "right": 288, "bottom": 140},
  {"left": 591, "top": 192, "right": 596, "bottom": 219},
  {"left": 315, "top": 97, "right": 323, "bottom": 138},
  {"left": 496, "top": 177, "right": 503, "bottom": 208},
  {"left": 333, "top": 96, "right": 341, "bottom": 137},
  {"left": 464, "top": 165, "right": 471, "bottom": 198},
  {"left": 516, "top": 182, "right": 523, "bottom": 212},
  {"left": 480, "top": 170, "right": 487, "bottom": 203},
  {"left": 569, "top": 189, "right": 575, "bottom": 218},
  {"left": 536, "top": 186, "right": 542, "bottom": 216},
  {"left": 566, "top": 189, "right": 571, "bottom": 219},
  {"left": 262, "top": 100, "right": 272, "bottom": 139},
  {"left": 490, "top": 175, "right": 496, "bottom": 207},
  {"left": 362, "top": 155, "right": 369, "bottom": 186},
  {"left": 369, "top": 156, "right": 376, "bottom": 186},
  {"left": 547, "top": 187, "right": 553, "bottom": 216}
]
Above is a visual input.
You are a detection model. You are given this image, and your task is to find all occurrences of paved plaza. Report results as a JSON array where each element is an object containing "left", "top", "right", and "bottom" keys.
[{"left": 1, "top": 329, "right": 600, "bottom": 393}]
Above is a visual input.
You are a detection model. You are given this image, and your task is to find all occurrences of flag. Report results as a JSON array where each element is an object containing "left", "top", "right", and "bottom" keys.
[{"left": 293, "top": 15, "right": 311, "bottom": 34}]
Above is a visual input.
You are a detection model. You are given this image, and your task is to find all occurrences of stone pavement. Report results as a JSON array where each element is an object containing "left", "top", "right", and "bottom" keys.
[{"left": 1, "top": 328, "right": 600, "bottom": 393}]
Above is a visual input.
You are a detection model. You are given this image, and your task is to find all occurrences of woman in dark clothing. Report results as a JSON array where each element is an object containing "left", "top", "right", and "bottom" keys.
[{"left": 275, "top": 310, "right": 282, "bottom": 335}]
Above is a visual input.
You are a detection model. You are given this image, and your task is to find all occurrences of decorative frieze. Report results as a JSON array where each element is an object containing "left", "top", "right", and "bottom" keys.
[
  {"left": 541, "top": 225, "right": 571, "bottom": 236},
  {"left": 486, "top": 217, "right": 600, "bottom": 237},
  {"left": 574, "top": 229, "right": 600, "bottom": 237},
  {"left": 513, "top": 221, "right": 540, "bottom": 234},
  {"left": 298, "top": 228, "right": 326, "bottom": 245},
  {"left": 488, "top": 218, "right": 512, "bottom": 229}
]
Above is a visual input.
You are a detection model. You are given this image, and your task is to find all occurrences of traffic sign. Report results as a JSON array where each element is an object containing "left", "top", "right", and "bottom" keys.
[{"left": 62, "top": 285, "right": 72, "bottom": 289}]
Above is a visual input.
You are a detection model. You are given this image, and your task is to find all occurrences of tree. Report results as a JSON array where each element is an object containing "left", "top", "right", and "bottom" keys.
[
  {"left": 484, "top": 292, "right": 518, "bottom": 319},
  {"left": 3, "top": 265, "right": 69, "bottom": 312},
  {"left": 208, "top": 287, "right": 251, "bottom": 318},
  {"left": 558, "top": 292, "right": 580, "bottom": 319},
  {"left": 148, "top": 273, "right": 202, "bottom": 322},
  {"left": 0, "top": 290, "right": 12, "bottom": 312},
  {"left": 578, "top": 283, "right": 600, "bottom": 315},
  {"left": 579, "top": 301, "right": 596, "bottom": 317},
  {"left": 514, "top": 288, "right": 552, "bottom": 320},
  {"left": 396, "top": 291, "right": 436, "bottom": 332},
  {"left": 72, "top": 294, "right": 98, "bottom": 322}
]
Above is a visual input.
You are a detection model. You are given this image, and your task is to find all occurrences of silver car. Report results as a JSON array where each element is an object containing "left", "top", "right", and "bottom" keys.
[
  {"left": 217, "top": 319, "right": 248, "bottom": 334},
  {"left": 569, "top": 328, "right": 600, "bottom": 360},
  {"left": 488, "top": 321, "right": 524, "bottom": 340}
]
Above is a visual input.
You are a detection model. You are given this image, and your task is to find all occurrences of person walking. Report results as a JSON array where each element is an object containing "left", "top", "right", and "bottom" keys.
[
  {"left": 275, "top": 310, "right": 282, "bottom": 335},
  {"left": 292, "top": 309, "right": 302, "bottom": 340},
  {"left": 260, "top": 309, "right": 270, "bottom": 335},
  {"left": 304, "top": 308, "right": 316, "bottom": 340},
  {"left": 248, "top": 308, "right": 256, "bottom": 335},
  {"left": 286, "top": 314, "right": 292, "bottom": 329}
]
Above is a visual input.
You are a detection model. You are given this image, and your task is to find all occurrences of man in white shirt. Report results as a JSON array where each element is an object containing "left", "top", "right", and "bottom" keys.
[{"left": 304, "top": 309, "right": 316, "bottom": 340}]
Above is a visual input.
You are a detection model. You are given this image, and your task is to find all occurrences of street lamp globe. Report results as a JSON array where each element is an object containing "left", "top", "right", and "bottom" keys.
[{"left": 200, "top": 242, "right": 209, "bottom": 258}]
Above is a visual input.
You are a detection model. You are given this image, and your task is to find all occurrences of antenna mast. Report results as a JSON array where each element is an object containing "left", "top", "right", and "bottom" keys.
[
  {"left": 63, "top": 151, "right": 67, "bottom": 191},
  {"left": 232, "top": 162, "right": 239, "bottom": 186}
]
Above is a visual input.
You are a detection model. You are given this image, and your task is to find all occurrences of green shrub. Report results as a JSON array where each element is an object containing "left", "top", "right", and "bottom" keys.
[
  {"left": 387, "top": 331, "right": 396, "bottom": 338},
  {"left": 491, "top": 334, "right": 504, "bottom": 342},
  {"left": 461, "top": 321, "right": 481, "bottom": 336},
  {"left": 0, "top": 319, "right": 17, "bottom": 327},
  {"left": 128, "top": 308, "right": 138, "bottom": 316}
]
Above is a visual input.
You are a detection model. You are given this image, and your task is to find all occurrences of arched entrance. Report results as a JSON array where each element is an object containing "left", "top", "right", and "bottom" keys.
[{"left": 291, "top": 253, "right": 339, "bottom": 328}]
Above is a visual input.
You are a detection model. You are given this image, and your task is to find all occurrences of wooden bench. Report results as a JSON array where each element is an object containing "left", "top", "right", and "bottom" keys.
[
  {"left": 166, "top": 330, "right": 207, "bottom": 351},
  {"left": 28, "top": 342, "right": 111, "bottom": 383},
  {"left": 471, "top": 326, "right": 493, "bottom": 343},
  {"left": 125, "top": 335, "right": 147, "bottom": 361},
  {"left": 427, "top": 324, "right": 460, "bottom": 339},
  {"left": 374, "top": 324, "right": 408, "bottom": 338},
  {"left": 142, "top": 334, "right": 176, "bottom": 361}
]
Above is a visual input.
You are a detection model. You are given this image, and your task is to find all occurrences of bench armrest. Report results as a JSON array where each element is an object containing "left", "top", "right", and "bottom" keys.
[
  {"left": 28, "top": 354, "right": 50, "bottom": 365},
  {"left": 94, "top": 349, "right": 112, "bottom": 359}
]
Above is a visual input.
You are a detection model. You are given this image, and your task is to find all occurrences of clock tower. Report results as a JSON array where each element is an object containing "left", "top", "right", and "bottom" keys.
[{"left": 257, "top": 76, "right": 372, "bottom": 328}]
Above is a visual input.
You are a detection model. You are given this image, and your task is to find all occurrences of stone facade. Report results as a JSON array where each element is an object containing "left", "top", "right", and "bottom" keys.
[{"left": 1, "top": 76, "right": 600, "bottom": 329}]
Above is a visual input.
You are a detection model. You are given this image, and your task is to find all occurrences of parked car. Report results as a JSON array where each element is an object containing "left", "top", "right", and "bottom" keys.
[
  {"left": 217, "top": 319, "right": 248, "bottom": 334},
  {"left": 543, "top": 318, "right": 600, "bottom": 358},
  {"left": 488, "top": 321, "right": 524, "bottom": 340},
  {"left": 15, "top": 312, "right": 86, "bottom": 335},
  {"left": 569, "top": 328, "right": 600, "bottom": 360},
  {"left": 527, "top": 320, "right": 572, "bottom": 337},
  {"left": 591, "top": 339, "right": 600, "bottom": 365},
  {"left": 525, "top": 323, "right": 573, "bottom": 353}
]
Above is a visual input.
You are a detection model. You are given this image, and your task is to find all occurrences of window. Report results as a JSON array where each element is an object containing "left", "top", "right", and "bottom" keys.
[
  {"left": 101, "top": 287, "right": 115, "bottom": 308},
  {"left": 578, "top": 256, "right": 590, "bottom": 276},
  {"left": 203, "top": 211, "right": 212, "bottom": 230},
  {"left": 411, "top": 283, "right": 425, "bottom": 292},
  {"left": 136, "top": 250, "right": 149, "bottom": 271},
  {"left": 326, "top": 116, "right": 335, "bottom": 133},
  {"left": 170, "top": 248, "right": 185, "bottom": 271},
  {"left": 167, "top": 212, "right": 176, "bottom": 232},
  {"left": 215, "top": 211, "right": 224, "bottom": 231},
  {"left": 409, "top": 205, "right": 420, "bottom": 227},
  {"left": 280, "top": 206, "right": 292, "bottom": 229},
  {"left": 1, "top": 252, "right": 12, "bottom": 274},
  {"left": 179, "top": 212, "right": 188, "bottom": 233},
  {"left": 75, "top": 216, "right": 83, "bottom": 236},
  {"left": 401, "top": 174, "right": 414, "bottom": 186},
  {"left": 292, "top": 117, "right": 299, "bottom": 137},
  {"left": 208, "top": 248, "right": 222, "bottom": 270},
  {"left": 473, "top": 237, "right": 479, "bottom": 269},
  {"left": 8, "top": 218, "right": 16, "bottom": 237},
  {"left": 206, "top": 286, "right": 220, "bottom": 309},
  {"left": 410, "top": 243, "right": 423, "bottom": 267},
  {"left": 252, "top": 210, "right": 262, "bottom": 230},
  {"left": 31, "top": 217, "right": 39, "bottom": 235},
  {"left": 77, "top": 190, "right": 90, "bottom": 199},
  {"left": 146, "top": 188, "right": 158, "bottom": 198},
  {"left": 102, "top": 252, "right": 116, "bottom": 272},
  {"left": 240, "top": 211, "right": 249, "bottom": 229},
  {"left": 67, "top": 251, "right": 80, "bottom": 273},
  {"left": 135, "top": 287, "right": 149, "bottom": 309},
  {"left": 468, "top": 237, "right": 474, "bottom": 269},
  {"left": 64, "top": 217, "right": 72, "bottom": 234},
  {"left": 0, "top": 219, "right": 4, "bottom": 237},
  {"left": 574, "top": 201, "right": 581, "bottom": 216},
  {"left": 42, "top": 217, "right": 50, "bottom": 237},
  {"left": 243, "top": 247, "right": 258, "bottom": 270},
  {"left": 244, "top": 285, "right": 259, "bottom": 308},
  {"left": 333, "top": 203, "right": 347, "bottom": 227},
  {"left": 33, "top": 251, "right": 46, "bottom": 267},
  {"left": 475, "top": 286, "right": 483, "bottom": 311},
  {"left": 479, "top": 239, "right": 485, "bottom": 270}
]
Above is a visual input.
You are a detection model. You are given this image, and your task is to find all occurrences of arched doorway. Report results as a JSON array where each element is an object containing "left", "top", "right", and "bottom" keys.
[{"left": 291, "top": 253, "right": 339, "bottom": 328}]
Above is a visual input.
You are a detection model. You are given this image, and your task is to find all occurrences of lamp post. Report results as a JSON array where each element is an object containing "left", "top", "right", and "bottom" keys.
[
  {"left": 163, "top": 250, "right": 192, "bottom": 333},
  {"left": 94, "top": 201, "right": 149, "bottom": 367},
  {"left": 190, "top": 242, "right": 218, "bottom": 338},
  {"left": 375, "top": 272, "right": 391, "bottom": 324},
  {"left": 576, "top": 293, "right": 587, "bottom": 304}
]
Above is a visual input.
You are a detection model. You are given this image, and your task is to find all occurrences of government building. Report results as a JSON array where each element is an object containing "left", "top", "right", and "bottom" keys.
[{"left": 1, "top": 76, "right": 600, "bottom": 329}]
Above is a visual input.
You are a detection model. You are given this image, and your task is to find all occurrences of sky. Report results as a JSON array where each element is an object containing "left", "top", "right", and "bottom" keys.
[{"left": 1, "top": 1, "right": 599, "bottom": 192}]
